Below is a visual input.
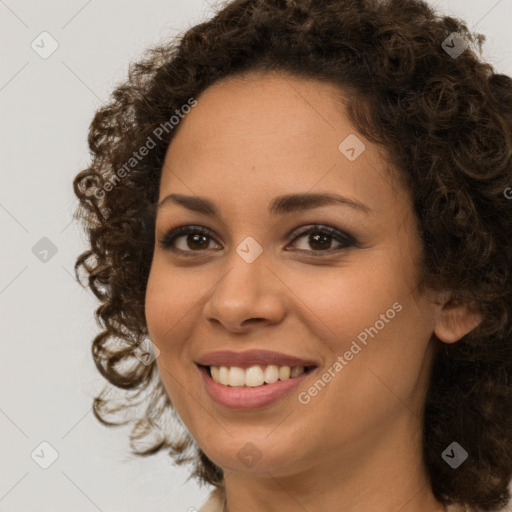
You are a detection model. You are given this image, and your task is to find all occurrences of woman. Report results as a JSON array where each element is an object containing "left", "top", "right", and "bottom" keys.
[{"left": 72, "top": 0, "right": 512, "bottom": 511}]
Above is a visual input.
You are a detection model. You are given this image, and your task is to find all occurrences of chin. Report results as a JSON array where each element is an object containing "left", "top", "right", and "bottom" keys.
[{"left": 198, "top": 432, "right": 309, "bottom": 476}]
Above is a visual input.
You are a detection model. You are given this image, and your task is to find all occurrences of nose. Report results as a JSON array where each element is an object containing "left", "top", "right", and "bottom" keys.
[{"left": 203, "top": 252, "right": 286, "bottom": 333}]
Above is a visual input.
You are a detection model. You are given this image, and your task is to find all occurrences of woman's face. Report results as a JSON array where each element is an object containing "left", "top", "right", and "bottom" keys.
[{"left": 145, "top": 72, "right": 444, "bottom": 477}]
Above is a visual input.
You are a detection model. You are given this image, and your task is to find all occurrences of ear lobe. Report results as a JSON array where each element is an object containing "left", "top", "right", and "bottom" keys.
[{"left": 434, "top": 297, "right": 483, "bottom": 343}]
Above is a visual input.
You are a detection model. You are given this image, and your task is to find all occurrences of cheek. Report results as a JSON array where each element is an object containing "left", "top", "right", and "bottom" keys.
[
  {"left": 295, "top": 249, "right": 433, "bottom": 411},
  {"left": 349, "top": 270, "right": 430, "bottom": 374},
  {"left": 144, "top": 261, "right": 213, "bottom": 401},
  {"left": 295, "top": 255, "right": 414, "bottom": 350},
  {"left": 144, "top": 263, "right": 198, "bottom": 416},
  {"left": 144, "top": 271, "right": 170, "bottom": 341},
  {"left": 144, "top": 260, "right": 202, "bottom": 340}
]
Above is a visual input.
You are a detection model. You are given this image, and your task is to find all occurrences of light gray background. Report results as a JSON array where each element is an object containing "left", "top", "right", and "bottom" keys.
[{"left": 1, "top": 1, "right": 511, "bottom": 511}]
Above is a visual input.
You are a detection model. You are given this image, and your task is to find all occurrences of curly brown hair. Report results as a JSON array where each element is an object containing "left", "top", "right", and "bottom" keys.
[{"left": 72, "top": 0, "right": 512, "bottom": 509}]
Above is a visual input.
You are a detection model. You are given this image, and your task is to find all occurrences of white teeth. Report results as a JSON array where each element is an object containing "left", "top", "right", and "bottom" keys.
[
  {"left": 264, "top": 364, "right": 279, "bottom": 384},
  {"left": 219, "top": 366, "right": 230, "bottom": 385},
  {"left": 290, "top": 366, "right": 305, "bottom": 378},
  {"left": 210, "top": 366, "right": 220, "bottom": 382},
  {"left": 227, "top": 367, "right": 245, "bottom": 387},
  {"left": 245, "top": 366, "right": 264, "bottom": 387},
  {"left": 278, "top": 366, "right": 290, "bottom": 380},
  {"left": 209, "top": 364, "right": 309, "bottom": 387}
]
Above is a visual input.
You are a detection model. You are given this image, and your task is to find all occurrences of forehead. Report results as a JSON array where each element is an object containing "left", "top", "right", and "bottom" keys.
[
  {"left": 167, "top": 71, "right": 351, "bottom": 154},
  {"left": 158, "top": 71, "right": 409, "bottom": 223}
]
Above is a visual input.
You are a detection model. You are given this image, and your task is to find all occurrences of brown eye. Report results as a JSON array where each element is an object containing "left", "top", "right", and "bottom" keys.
[
  {"left": 287, "top": 225, "right": 356, "bottom": 255},
  {"left": 159, "top": 226, "right": 220, "bottom": 255}
]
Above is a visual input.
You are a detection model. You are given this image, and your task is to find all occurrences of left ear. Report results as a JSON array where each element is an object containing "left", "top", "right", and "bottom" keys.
[{"left": 433, "top": 292, "right": 483, "bottom": 344}]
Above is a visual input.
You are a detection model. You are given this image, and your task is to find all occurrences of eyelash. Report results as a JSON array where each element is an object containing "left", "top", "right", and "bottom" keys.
[{"left": 157, "top": 224, "right": 358, "bottom": 257}]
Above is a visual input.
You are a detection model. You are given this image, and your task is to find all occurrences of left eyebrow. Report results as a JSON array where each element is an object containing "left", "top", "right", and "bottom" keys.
[{"left": 157, "top": 192, "right": 372, "bottom": 216}]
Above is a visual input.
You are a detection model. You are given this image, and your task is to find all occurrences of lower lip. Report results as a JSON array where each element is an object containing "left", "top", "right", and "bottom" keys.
[{"left": 198, "top": 365, "right": 315, "bottom": 409}]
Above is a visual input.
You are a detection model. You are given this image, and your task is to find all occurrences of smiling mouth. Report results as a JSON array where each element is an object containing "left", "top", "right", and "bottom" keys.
[{"left": 199, "top": 364, "right": 317, "bottom": 387}]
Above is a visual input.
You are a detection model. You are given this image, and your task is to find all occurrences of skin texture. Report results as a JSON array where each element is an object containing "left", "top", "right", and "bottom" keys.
[{"left": 144, "top": 71, "right": 482, "bottom": 512}]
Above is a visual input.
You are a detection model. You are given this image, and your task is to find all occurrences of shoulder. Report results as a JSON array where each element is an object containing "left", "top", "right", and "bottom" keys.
[{"left": 198, "top": 487, "right": 225, "bottom": 512}]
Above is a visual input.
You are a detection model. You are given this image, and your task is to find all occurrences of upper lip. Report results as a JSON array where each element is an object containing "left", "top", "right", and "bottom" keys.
[{"left": 195, "top": 350, "right": 319, "bottom": 369}]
